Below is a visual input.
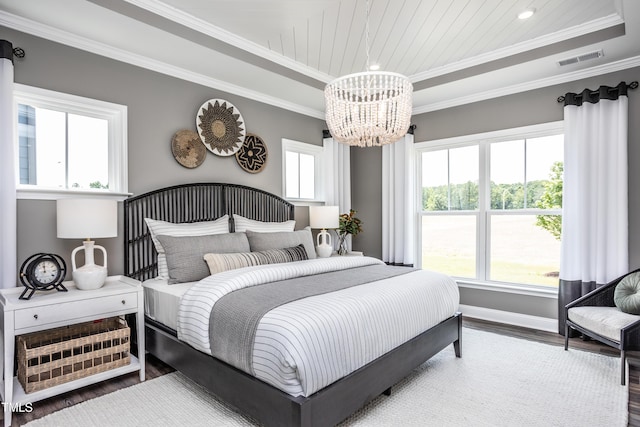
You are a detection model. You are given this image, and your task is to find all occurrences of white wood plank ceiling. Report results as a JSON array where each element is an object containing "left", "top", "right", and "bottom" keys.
[
  {"left": 159, "top": 0, "right": 619, "bottom": 79},
  {"left": 1, "top": 0, "right": 638, "bottom": 117}
]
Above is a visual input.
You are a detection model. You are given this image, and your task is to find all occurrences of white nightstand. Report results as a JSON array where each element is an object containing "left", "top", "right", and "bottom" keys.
[
  {"left": 331, "top": 251, "right": 364, "bottom": 257},
  {"left": 0, "top": 276, "right": 145, "bottom": 427}
]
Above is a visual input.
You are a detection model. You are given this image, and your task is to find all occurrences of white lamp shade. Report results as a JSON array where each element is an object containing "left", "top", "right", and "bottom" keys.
[
  {"left": 57, "top": 199, "right": 118, "bottom": 239},
  {"left": 309, "top": 206, "right": 339, "bottom": 229}
]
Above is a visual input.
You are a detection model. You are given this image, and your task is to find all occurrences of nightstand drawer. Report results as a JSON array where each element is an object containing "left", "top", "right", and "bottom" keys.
[{"left": 14, "top": 292, "right": 138, "bottom": 330}]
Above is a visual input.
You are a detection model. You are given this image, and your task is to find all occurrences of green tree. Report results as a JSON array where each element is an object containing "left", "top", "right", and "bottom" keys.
[
  {"left": 451, "top": 181, "right": 478, "bottom": 210},
  {"left": 423, "top": 186, "right": 448, "bottom": 211},
  {"left": 89, "top": 181, "right": 109, "bottom": 189},
  {"left": 423, "top": 182, "right": 480, "bottom": 211},
  {"left": 535, "top": 162, "right": 563, "bottom": 240},
  {"left": 526, "top": 180, "right": 545, "bottom": 208},
  {"left": 491, "top": 182, "right": 524, "bottom": 209}
]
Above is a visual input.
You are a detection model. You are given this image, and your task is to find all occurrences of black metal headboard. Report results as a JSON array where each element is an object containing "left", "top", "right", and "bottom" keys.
[{"left": 123, "top": 183, "right": 295, "bottom": 281}]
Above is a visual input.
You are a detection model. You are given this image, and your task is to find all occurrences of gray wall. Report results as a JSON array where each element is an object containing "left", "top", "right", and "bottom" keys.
[
  {"left": 2, "top": 27, "right": 325, "bottom": 283},
  {"left": 5, "top": 25, "right": 639, "bottom": 322},
  {"left": 352, "top": 67, "right": 640, "bottom": 319}
]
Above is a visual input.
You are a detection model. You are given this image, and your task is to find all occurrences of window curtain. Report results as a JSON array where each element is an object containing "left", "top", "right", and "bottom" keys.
[
  {"left": 558, "top": 82, "right": 631, "bottom": 334},
  {"left": 0, "top": 40, "right": 17, "bottom": 288},
  {"left": 382, "top": 131, "right": 415, "bottom": 266},
  {"left": 323, "top": 132, "right": 351, "bottom": 251}
]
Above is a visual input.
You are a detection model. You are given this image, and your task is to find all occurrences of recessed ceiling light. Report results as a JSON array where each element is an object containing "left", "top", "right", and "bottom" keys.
[
  {"left": 369, "top": 63, "right": 380, "bottom": 71},
  {"left": 518, "top": 8, "right": 536, "bottom": 20}
]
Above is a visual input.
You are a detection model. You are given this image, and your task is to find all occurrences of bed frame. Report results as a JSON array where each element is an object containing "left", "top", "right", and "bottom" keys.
[{"left": 124, "top": 182, "right": 462, "bottom": 427}]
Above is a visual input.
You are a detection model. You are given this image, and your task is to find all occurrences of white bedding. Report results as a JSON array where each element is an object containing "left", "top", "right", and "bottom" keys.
[{"left": 177, "top": 256, "right": 460, "bottom": 397}]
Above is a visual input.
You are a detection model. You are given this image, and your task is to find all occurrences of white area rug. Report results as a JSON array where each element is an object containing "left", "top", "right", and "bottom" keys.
[{"left": 26, "top": 328, "right": 626, "bottom": 427}]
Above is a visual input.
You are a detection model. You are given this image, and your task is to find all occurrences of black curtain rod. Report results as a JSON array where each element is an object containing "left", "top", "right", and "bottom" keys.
[
  {"left": 557, "top": 81, "right": 638, "bottom": 103},
  {"left": 0, "top": 40, "right": 25, "bottom": 62},
  {"left": 13, "top": 46, "right": 25, "bottom": 59}
]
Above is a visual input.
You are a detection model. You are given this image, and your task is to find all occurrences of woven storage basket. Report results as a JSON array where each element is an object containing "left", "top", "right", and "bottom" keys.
[{"left": 17, "top": 317, "right": 130, "bottom": 393}]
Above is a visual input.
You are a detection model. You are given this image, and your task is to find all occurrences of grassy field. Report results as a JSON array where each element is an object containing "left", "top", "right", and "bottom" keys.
[{"left": 422, "top": 214, "right": 560, "bottom": 287}]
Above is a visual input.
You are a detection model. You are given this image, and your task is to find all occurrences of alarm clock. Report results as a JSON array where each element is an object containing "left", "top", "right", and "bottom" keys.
[{"left": 19, "top": 253, "right": 68, "bottom": 300}]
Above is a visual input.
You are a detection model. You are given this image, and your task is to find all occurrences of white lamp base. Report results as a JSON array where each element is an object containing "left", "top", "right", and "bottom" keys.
[
  {"left": 316, "top": 243, "right": 333, "bottom": 258},
  {"left": 71, "top": 240, "right": 109, "bottom": 290},
  {"left": 315, "top": 229, "right": 333, "bottom": 258},
  {"left": 73, "top": 265, "right": 108, "bottom": 290}
]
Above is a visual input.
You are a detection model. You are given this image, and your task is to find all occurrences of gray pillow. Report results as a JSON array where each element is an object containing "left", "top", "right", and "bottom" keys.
[
  {"left": 145, "top": 215, "right": 230, "bottom": 279},
  {"left": 245, "top": 227, "right": 316, "bottom": 259},
  {"left": 157, "top": 232, "right": 250, "bottom": 284},
  {"left": 614, "top": 272, "right": 640, "bottom": 314}
]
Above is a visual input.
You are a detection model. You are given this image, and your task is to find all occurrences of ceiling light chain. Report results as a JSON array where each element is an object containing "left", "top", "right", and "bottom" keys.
[
  {"left": 365, "top": 0, "right": 371, "bottom": 71},
  {"left": 324, "top": 0, "right": 413, "bottom": 147}
]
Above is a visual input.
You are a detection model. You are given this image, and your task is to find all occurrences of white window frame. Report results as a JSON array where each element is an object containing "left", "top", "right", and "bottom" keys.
[
  {"left": 415, "top": 121, "right": 564, "bottom": 297},
  {"left": 14, "top": 84, "right": 129, "bottom": 201},
  {"left": 281, "top": 138, "right": 323, "bottom": 203}
]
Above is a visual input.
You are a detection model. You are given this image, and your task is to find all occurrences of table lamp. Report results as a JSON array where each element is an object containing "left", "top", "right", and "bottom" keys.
[
  {"left": 57, "top": 198, "right": 118, "bottom": 290},
  {"left": 309, "top": 206, "right": 339, "bottom": 258}
]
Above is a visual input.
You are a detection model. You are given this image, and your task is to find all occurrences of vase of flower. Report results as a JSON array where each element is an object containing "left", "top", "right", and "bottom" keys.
[
  {"left": 337, "top": 209, "right": 363, "bottom": 255},
  {"left": 337, "top": 233, "right": 349, "bottom": 255}
]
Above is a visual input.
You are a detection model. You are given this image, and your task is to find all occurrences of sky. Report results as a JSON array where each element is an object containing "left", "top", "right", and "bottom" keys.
[
  {"left": 33, "top": 108, "right": 109, "bottom": 189},
  {"left": 422, "top": 134, "right": 564, "bottom": 187}
]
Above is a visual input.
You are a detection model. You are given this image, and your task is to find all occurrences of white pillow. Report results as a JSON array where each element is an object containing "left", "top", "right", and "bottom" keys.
[
  {"left": 232, "top": 214, "right": 295, "bottom": 233},
  {"left": 145, "top": 215, "right": 230, "bottom": 278}
]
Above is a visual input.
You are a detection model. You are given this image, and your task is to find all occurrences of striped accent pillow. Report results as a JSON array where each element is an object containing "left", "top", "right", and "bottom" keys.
[
  {"left": 233, "top": 214, "right": 295, "bottom": 233},
  {"left": 145, "top": 215, "right": 230, "bottom": 278},
  {"left": 204, "top": 244, "right": 308, "bottom": 275}
]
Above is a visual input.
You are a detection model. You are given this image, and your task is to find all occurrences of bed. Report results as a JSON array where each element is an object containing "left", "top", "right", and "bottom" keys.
[{"left": 124, "top": 182, "right": 461, "bottom": 426}]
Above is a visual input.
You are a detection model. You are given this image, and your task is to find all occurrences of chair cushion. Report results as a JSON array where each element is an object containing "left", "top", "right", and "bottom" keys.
[
  {"left": 614, "top": 272, "right": 640, "bottom": 314},
  {"left": 568, "top": 306, "right": 640, "bottom": 342}
]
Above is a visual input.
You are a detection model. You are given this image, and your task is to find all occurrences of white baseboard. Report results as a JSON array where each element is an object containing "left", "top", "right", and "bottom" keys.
[{"left": 459, "top": 304, "right": 558, "bottom": 333}]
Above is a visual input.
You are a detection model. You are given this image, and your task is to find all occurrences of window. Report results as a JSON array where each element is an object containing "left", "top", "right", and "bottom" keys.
[
  {"left": 14, "top": 84, "right": 128, "bottom": 199},
  {"left": 282, "top": 139, "right": 323, "bottom": 201},
  {"left": 416, "top": 122, "right": 563, "bottom": 288}
]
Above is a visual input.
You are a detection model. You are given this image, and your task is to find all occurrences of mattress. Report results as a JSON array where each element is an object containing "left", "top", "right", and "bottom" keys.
[{"left": 142, "top": 278, "right": 194, "bottom": 331}]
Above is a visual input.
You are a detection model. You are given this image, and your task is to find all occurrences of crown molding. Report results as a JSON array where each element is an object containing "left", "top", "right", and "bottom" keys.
[
  {"left": 127, "top": 1, "right": 625, "bottom": 87},
  {"left": 126, "top": 0, "right": 334, "bottom": 84},
  {"left": 3, "top": 8, "right": 638, "bottom": 120},
  {"left": 0, "top": 10, "right": 325, "bottom": 120},
  {"left": 409, "top": 13, "right": 625, "bottom": 83},
  {"left": 412, "top": 54, "right": 640, "bottom": 115}
]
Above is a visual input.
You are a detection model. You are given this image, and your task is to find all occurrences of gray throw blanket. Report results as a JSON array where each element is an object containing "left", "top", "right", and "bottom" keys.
[{"left": 210, "top": 264, "right": 415, "bottom": 373}]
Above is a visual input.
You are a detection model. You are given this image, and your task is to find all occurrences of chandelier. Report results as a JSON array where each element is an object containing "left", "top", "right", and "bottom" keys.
[{"left": 324, "top": 0, "right": 413, "bottom": 147}]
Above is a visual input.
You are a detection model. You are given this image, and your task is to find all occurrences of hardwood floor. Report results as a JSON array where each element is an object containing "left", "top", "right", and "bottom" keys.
[
  {"left": 3, "top": 318, "right": 618, "bottom": 426},
  {"left": 463, "top": 317, "right": 620, "bottom": 357}
]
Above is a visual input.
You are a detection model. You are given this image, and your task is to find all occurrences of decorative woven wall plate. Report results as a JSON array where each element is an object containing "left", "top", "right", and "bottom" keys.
[
  {"left": 236, "top": 133, "right": 268, "bottom": 173},
  {"left": 171, "top": 129, "right": 206, "bottom": 168},
  {"left": 196, "top": 99, "right": 246, "bottom": 156}
]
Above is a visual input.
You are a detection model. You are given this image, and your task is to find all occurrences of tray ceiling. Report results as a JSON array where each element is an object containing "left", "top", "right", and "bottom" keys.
[{"left": 1, "top": 0, "right": 639, "bottom": 119}]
